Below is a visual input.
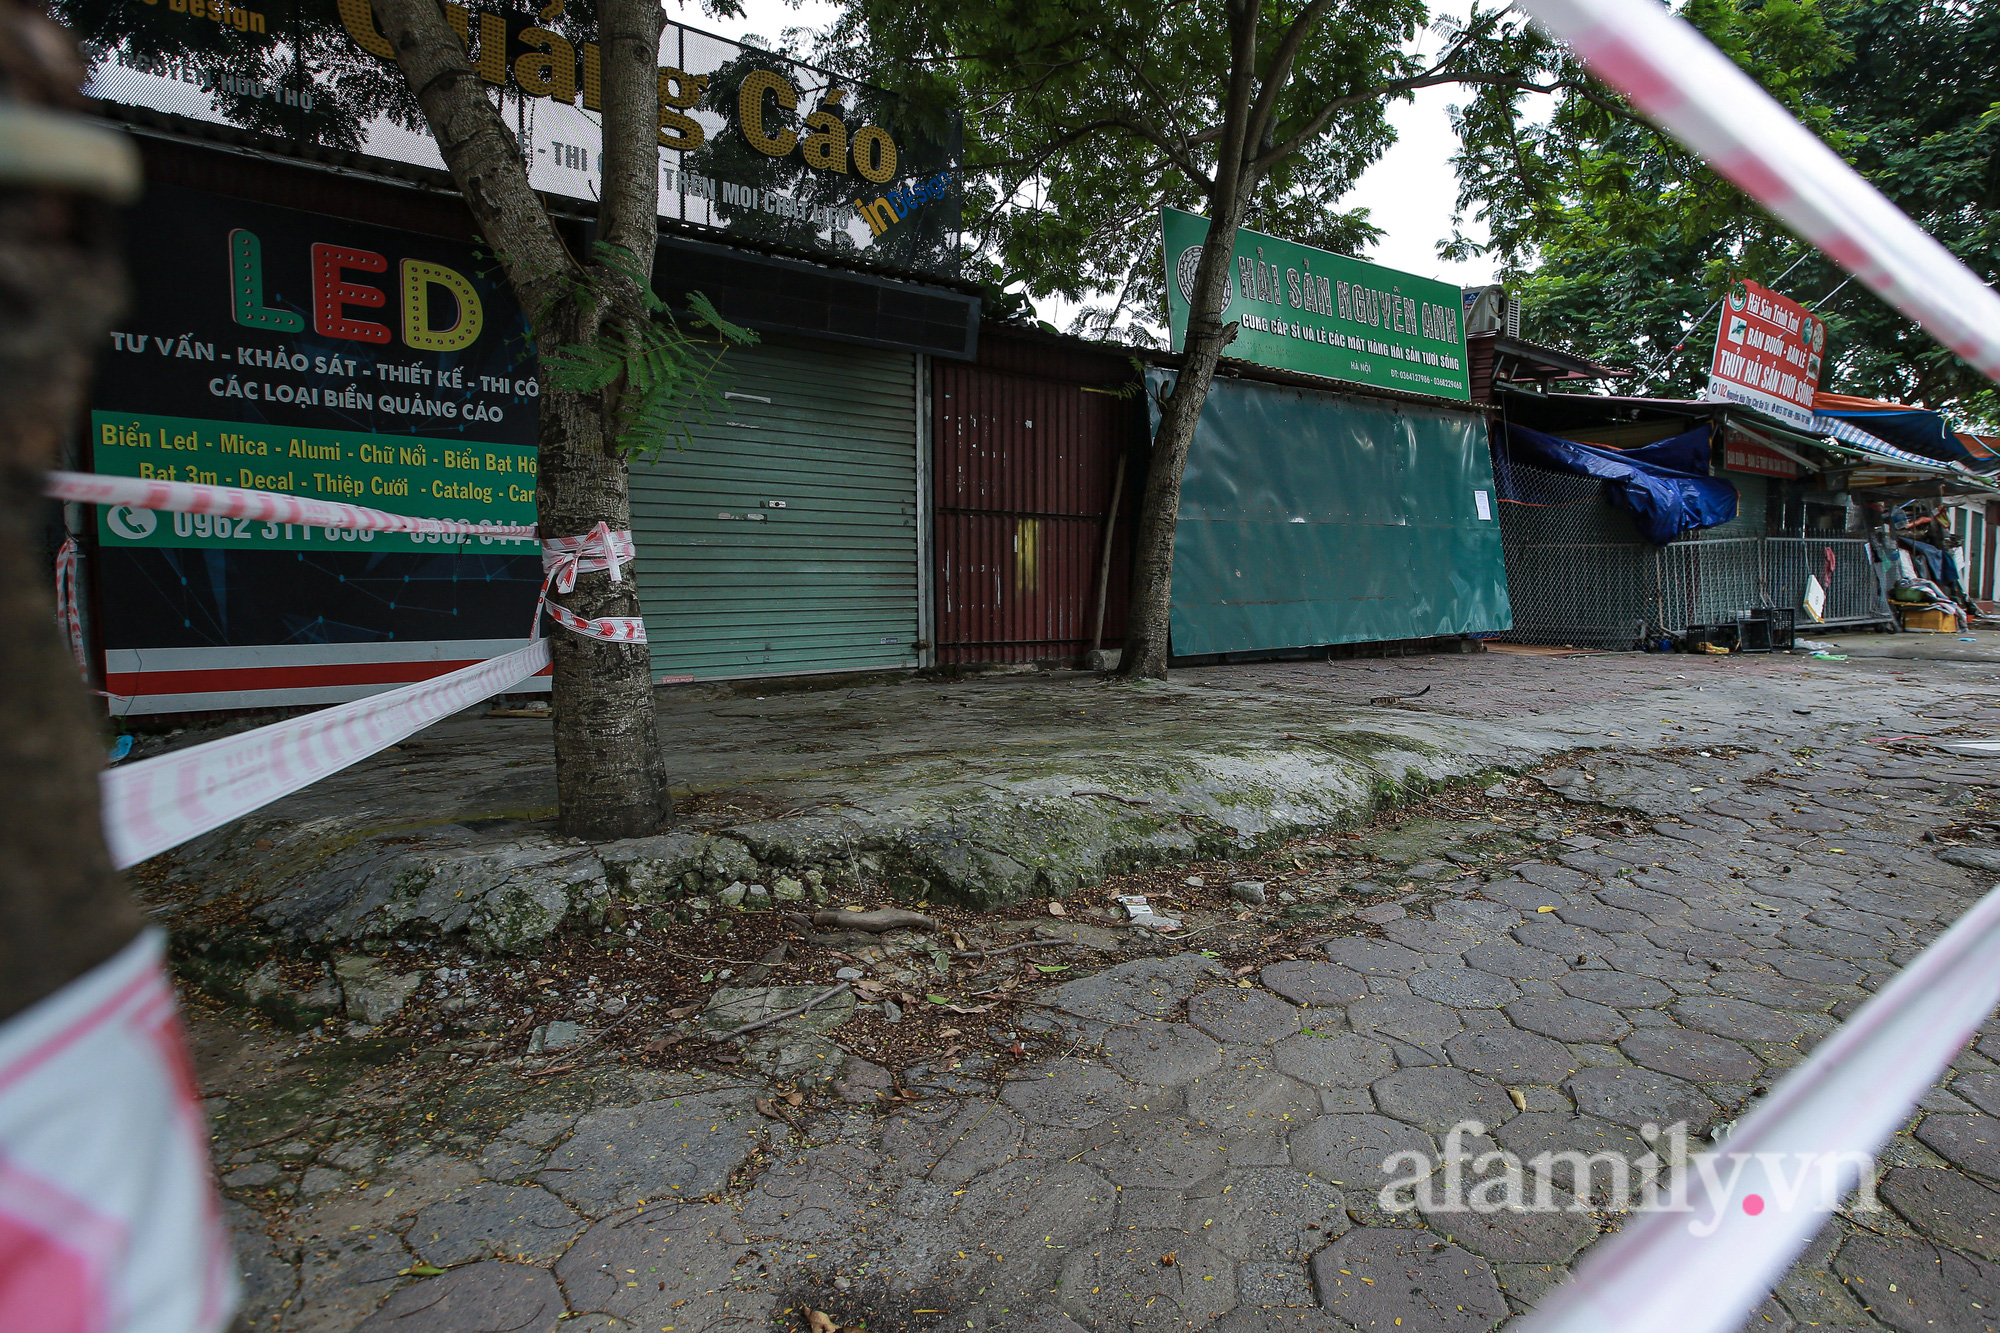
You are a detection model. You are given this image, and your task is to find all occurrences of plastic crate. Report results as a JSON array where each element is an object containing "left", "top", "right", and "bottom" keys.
[{"left": 1742, "top": 607, "right": 1796, "bottom": 652}]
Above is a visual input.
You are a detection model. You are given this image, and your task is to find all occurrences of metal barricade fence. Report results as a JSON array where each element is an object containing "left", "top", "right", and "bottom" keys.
[
  {"left": 1657, "top": 537, "right": 1764, "bottom": 631},
  {"left": 1765, "top": 537, "right": 1890, "bottom": 626},
  {"left": 1494, "top": 459, "right": 1890, "bottom": 647}
]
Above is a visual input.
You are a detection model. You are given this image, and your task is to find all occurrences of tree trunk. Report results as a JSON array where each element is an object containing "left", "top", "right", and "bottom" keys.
[
  {"left": 1118, "top": 0, "right": 1263, "bottom": 681},
  {"left": 536, "top": 367, "right": 668, "bottom": 838},
  {"left": 1117, "top": 204, "right": 1244, "bottom": 679},
  {"left": 373, "top": 0, "right": 667, "bottom": 839},
  {"left": 0, "top": 4, "right": 145, "bottom": 1021}
]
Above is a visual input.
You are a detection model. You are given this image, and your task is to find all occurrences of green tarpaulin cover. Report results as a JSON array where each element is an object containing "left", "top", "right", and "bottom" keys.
[{"left": 1153, "top": 369, "right": 1512, "bottom": 655}]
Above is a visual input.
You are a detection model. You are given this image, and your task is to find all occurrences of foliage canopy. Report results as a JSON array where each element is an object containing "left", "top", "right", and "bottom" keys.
[
  {"left": 1450, "top": 0, "right": 2000, "bottom": 421},
  {"left": 817, "top": 0, "right": 1578, "bottom": 342}
]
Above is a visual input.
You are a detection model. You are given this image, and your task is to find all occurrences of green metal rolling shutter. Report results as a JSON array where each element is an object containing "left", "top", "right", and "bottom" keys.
[{"left": 627, "top": 333, "right": 922, "bottom": 680}]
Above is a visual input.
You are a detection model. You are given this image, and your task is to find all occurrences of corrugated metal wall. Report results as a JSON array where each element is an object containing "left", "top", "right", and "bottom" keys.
[
  {"left": 628, "top": 333, "right": 922, "bottom": 680},
  {"left": 933, "top": 330, "right": 1141, "bottom": 663}
]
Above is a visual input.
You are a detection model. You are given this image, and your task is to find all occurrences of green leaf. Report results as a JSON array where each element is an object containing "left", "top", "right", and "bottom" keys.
[
  {"left": 927, "top": 994, "right": 949, "bottom": 1004},
  {"left": 1033, "top": 964, "right": 1070, "bottom": 973},
  {"left": 538, "top": 248, "right": 759, "bottom": 459}
]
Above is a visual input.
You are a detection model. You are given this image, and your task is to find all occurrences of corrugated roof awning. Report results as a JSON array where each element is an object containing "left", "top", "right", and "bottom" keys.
[
  {"left": 1814, "top": 414, "right": 1963, "bottom": 473},
  {"left": 1476, "top": 332, "right": 1632, "bottom": 384}
]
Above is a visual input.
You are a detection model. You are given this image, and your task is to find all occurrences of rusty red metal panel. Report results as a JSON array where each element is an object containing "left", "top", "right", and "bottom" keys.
[
  {"left": 1467, "top": 331, "right": 1497, "bottom": 404},
  {"left": 933, "top": 328, "right": 1140, "bottom": 664}
]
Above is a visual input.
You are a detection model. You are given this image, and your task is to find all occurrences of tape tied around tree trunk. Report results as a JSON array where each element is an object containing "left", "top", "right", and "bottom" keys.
[
  {"left": 536, "top": 521, "right": 647, "bottom": 643},
  {"left": 47, "top": 469, "right": 643, "bottom": 646}
]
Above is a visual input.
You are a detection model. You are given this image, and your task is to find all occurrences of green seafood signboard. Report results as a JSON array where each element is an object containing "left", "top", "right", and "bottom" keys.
[{"left": 1162, "top": 206, "right": 1470, "bottom": 402}]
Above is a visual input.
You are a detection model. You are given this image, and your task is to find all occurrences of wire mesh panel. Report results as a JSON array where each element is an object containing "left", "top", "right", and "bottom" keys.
[
  {"left": 1493, "top": 459, "right": 1652, "bottom": 647},
  {"left": 1657, "top": 538, "right": 1764, "bottom": 628},
  {"left": 1493, "top": 456, "right": 1891, "bottom": 646},
  {"left": 1766, "top": 538, "right": 1889, "bottom": 624},
  {"left": 1498, "top": 540, "right": 1655, "bottom": 647}
]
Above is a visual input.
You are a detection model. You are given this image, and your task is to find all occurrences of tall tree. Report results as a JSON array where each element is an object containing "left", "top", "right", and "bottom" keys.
[
  {"left": 361, "top": 0, "right": 746, "bottom": 838},
  {"left": 1449, "top": 0, "right": 1999, "bottom": 424},
  {"left": 819, "top": 0, "right": 1567, "bottom": 677}
]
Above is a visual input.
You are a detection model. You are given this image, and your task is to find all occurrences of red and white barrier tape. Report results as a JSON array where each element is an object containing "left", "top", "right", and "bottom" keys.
[
  {"left": 536, "top": 521, "right": 646, "bottom": 644},
  {"left": 0, "top": 929, "right": 237, "bottom": 1333},
  {"left": 1512, "top": 0, "right": 2000, "bottom": 385},
  {"left": 48, "top": 472, "right": 649, "bottom": 865},
  {"left": 49, "top": 470, "right": 646, "bottom": 646},
  {"left": 1485, "top": 1, "right": 2000, "bottom": 1325},
  {"left": 45, "top": 470, "right": 536, "bottom": 540},
  {"left": 1521, "top": 879, "right": 2000, "bottom": 1333},
  {"left": 53, "top": 535, "right": 87, "bottom": 679},
  {"left": 100, "top": 638, "right": 551, "bottom": 869}
]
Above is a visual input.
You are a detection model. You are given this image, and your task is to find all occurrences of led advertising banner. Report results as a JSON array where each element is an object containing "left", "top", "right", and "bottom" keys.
[
  {"left": 89, "top": 184, "right": 546, "bottom": 714},
  {"left": 1161, "top": 206, "right": 1471, "bottom": 402},
  {"left": 1705, "top": 278, "right": 1825, "bottom": 428},
  {"left": 61, "top": 0, "right": 963, "bottom": 278}
]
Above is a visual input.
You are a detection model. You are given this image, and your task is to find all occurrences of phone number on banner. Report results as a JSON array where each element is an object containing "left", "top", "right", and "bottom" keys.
[{"left": 91, "top": 411, "right": 536, "bottom": 553}]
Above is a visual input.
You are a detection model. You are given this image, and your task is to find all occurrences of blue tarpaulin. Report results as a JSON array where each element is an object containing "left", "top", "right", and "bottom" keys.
[{"left": 1497, "top": 422, "right": 1738, "bottom": 545}]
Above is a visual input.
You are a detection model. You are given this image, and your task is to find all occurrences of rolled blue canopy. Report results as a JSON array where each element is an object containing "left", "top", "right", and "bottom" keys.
[{"left": 1497, "top": 422, "right": 1739, "bottom": 546}]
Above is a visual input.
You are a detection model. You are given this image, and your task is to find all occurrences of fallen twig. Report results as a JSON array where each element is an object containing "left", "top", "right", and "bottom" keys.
[
  {"left": 708, "top": 983, "right": 851, "bottom": 1043},
  {"left": 227, "top": 1113, "right": 344, "bottom": 1153},
  {"left": 952, "top": 940, "right": 1082, "bottom": 959}
]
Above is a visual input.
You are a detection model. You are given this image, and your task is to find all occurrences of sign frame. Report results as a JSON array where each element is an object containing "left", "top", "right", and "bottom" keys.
[
  {"left": 1161, "top": 207, "right": 1471, "bottom": 402},
  {"left": 1704, "top": 277, "right": 1826, "bottom": 427},
  {"left": 64, "top": 0, "right": 964, "bottom": 278}
]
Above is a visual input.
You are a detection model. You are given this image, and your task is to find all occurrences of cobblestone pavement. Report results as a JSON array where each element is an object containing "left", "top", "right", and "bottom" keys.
[{"left": 200, "top": 653, "right": 2000, "bottom": 1333}]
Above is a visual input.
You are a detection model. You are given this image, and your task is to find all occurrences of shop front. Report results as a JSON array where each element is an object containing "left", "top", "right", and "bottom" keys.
[
  {"left": 86, "top": 169, "right": 543, "bottom": 714},
  {"left": 1156, "top": 209, "right": 1509, "bottom": 656},
  {"left": 70, "top": 0, "right": 977, "bottom": 707},
  {"left": 624, "top": 230, "right": 979, "bottom": 685}
]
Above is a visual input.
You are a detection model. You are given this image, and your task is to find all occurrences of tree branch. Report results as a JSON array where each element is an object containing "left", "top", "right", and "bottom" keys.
[
  {"left": 1253, "top": 70, "right": 1591, "bottom": 176},
  {"left": 1242, "top": 0, "right": 1338, "bottom": 155},
  {"left": 1212, "top": 0, "right": 1263, "bottom": 207},
  {"left": 594, "top": 0, "right": 664, "bottom": 275},
  {"left": 370, "top": 0, "right": 576, "bottom": 313}
]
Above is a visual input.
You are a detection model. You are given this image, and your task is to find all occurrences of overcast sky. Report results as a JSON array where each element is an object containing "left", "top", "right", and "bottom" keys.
[{"left": 690, "top": 0, "right": 1502, "bottom": 322}]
